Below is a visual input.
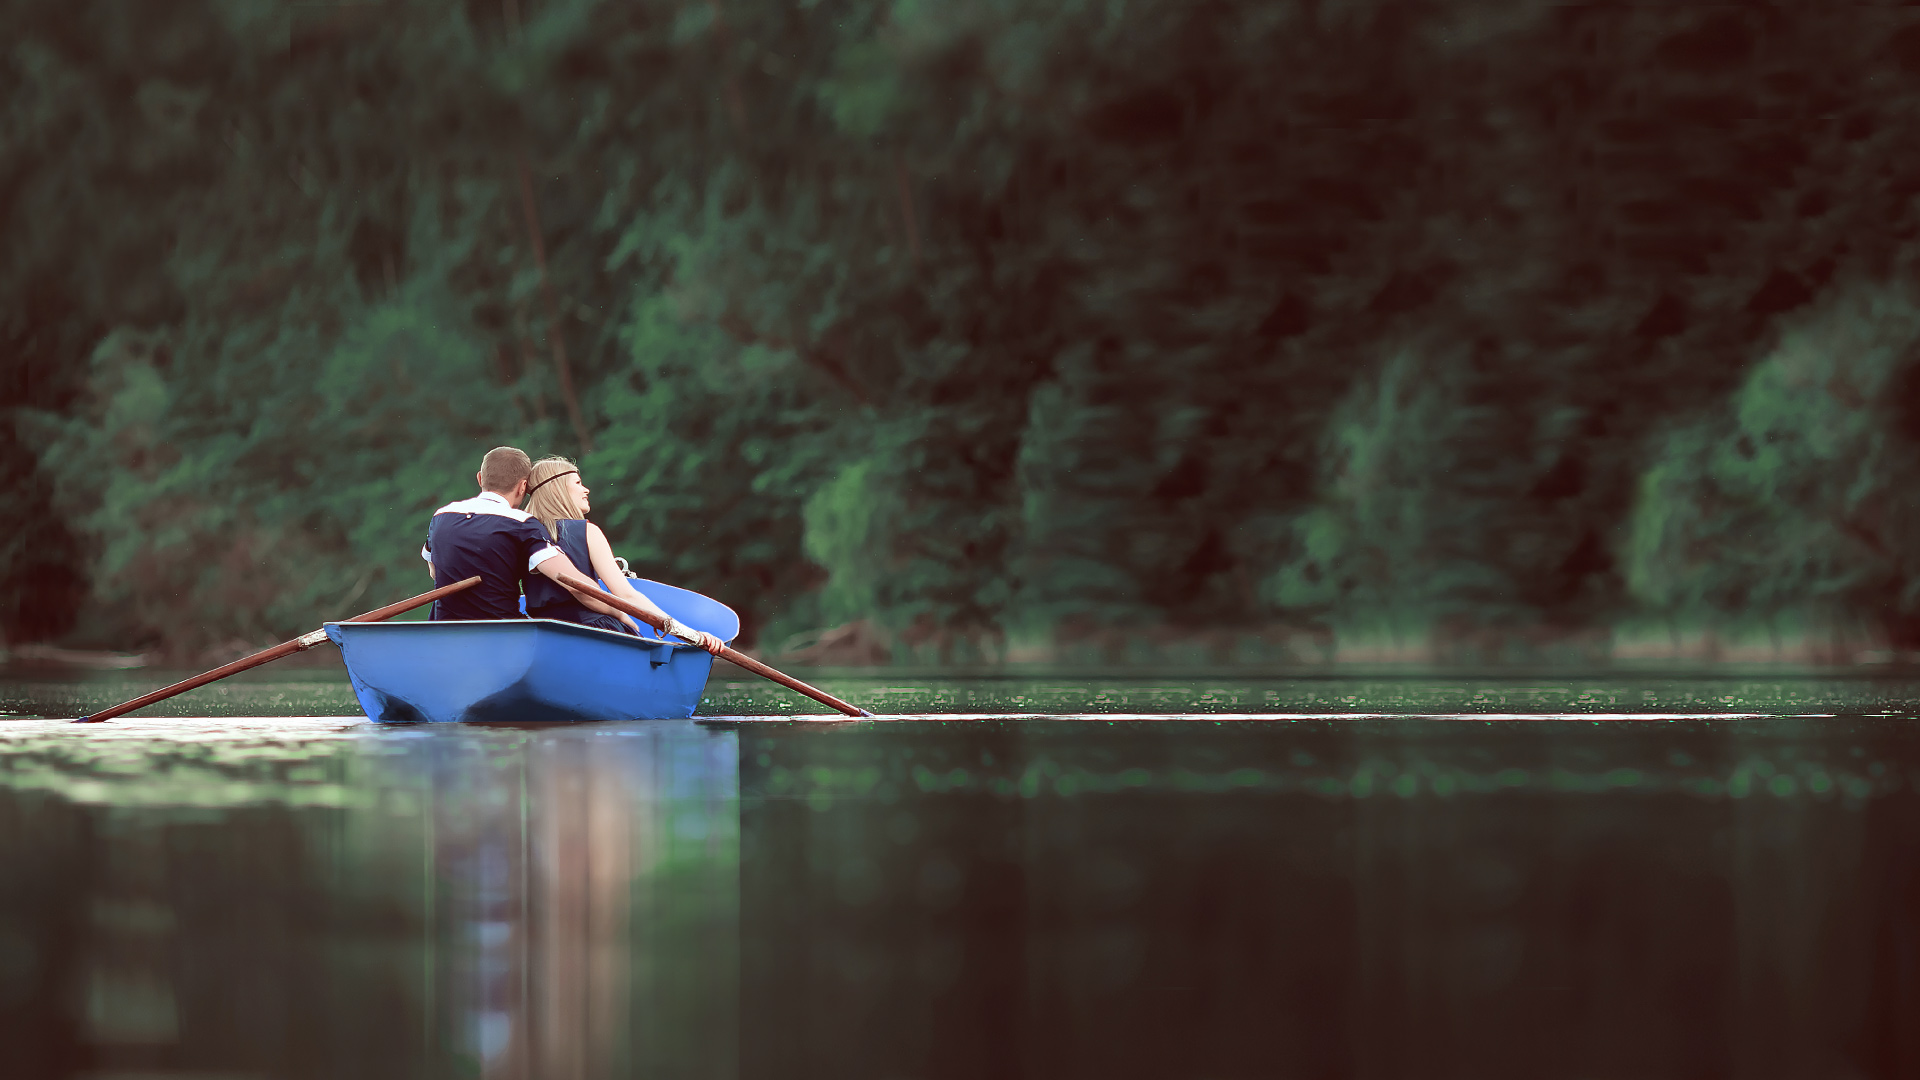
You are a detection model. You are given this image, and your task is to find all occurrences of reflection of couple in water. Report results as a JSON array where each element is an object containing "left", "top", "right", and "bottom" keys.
[{"left": 420, "top": 446, "right": 723, "bottom": 653}]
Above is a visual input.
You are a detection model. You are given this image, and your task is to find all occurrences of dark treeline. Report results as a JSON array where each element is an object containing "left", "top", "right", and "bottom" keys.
[{"left": 6, "top": 1, "right": 1920, "bottom": 661}]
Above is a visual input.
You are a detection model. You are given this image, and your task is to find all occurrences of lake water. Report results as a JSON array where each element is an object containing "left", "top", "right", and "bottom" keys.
[{"left": 4, "top": 668, "right": 1920, "bottom": 1077}]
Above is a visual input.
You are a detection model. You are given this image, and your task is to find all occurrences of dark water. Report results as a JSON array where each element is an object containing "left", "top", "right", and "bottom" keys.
[{"left": 3, "top": 672, "right": 1920, "bottom": 1078}]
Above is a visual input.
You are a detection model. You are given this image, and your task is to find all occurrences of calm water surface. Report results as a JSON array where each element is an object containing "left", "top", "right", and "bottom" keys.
[{"left": 3, "top": 669, "right": 1919, "bottom": 1078}]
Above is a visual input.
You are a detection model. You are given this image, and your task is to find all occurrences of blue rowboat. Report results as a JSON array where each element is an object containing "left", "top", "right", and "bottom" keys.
[{"left": 326, "top": 579, "right": 740, "bottom": 724}]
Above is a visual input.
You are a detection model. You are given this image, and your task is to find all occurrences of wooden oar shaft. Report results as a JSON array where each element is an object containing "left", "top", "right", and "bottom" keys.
[
  {"left": 339, "top": 577, "right": 483, "bottom": 624},
  {"left": 74, "top": 576, "right": 481, "bottom": 724},
  {"left": 714, "top": 646, "right": 871, "bottom": 717},
  {"left": 560, "top": 570, "right": 870, "bottom": 717},
  {"left": 77, "top": 639, "right": 309, "bottom": 724}
]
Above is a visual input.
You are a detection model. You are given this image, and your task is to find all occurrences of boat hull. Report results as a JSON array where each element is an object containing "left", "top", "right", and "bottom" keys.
[{"left": 326, "top": 619, "right": 717, "bottom": 724}]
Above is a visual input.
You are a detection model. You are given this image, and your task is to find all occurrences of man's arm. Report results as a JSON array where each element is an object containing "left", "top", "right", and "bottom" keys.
[
  {"left": 522, "top": 535, "right": 641, "bottom": 632},
  {"left": 564, "top": 587, "right": 643, "bottom": 634}
]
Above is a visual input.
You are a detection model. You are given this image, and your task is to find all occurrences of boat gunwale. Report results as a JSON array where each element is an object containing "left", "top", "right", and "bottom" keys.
[{"left": 323, "top": 617, "right": 715, "bottom": 653}]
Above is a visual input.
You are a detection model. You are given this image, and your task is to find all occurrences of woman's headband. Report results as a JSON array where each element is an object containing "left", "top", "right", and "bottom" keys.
[{"left": 525, "top": 469, "right": 579, "bottom": 498}]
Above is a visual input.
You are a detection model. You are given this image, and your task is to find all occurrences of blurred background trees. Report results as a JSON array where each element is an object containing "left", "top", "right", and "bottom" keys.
[{"left": 6, "top": 0, "right": 1920, "bottom": 661}]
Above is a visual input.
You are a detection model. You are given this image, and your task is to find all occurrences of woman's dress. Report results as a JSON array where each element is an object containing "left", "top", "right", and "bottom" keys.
[{"left": 524, "top": 518, "right": 637, "bottom": 635}]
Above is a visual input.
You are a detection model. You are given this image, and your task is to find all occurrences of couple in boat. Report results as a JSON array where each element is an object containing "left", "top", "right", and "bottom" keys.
[{"left": 421, "top": 446, "right": 724, "bottom": 653}]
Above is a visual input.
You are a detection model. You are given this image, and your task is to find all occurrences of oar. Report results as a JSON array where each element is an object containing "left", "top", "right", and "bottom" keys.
[
  {"left": 74, "top": 576, "right": 482, "bottom": 724},
  {"left": 711, "top": 645, "right": 876, "bottom": 719},
  {"left": 555, "top": 569, "right": 873, "bottom": 718}
]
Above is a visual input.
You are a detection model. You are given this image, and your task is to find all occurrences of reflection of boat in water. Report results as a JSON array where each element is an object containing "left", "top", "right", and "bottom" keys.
[
  {"left": 421, "top": 720, "right": 741, "bottom": 1077},
  {"left": 326, "top": 579, "right": 740, "bottom": 724}
]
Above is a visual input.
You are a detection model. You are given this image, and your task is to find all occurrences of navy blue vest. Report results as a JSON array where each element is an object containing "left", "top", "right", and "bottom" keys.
[
  {"left": 424, "top": 494, "right": 560, "bottom": 621},
  {"left": 525, "top": 519, "right": 600, "bottom": 622}
]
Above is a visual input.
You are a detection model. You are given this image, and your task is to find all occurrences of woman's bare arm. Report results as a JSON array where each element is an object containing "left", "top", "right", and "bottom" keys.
[
  {"left": 532, "top": 555, "right": 722, "bottom": 653},
  {"left": 583, "top": 525, "right": 671, "bottom": 621},
  {"left": 583, "top": 524, "right": 723, "bottom": 651}
]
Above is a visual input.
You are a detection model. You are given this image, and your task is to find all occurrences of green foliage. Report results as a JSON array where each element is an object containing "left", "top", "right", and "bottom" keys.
[
  {"left": 1268, "top": 339, "right": 1620, "bottom": 642},
  {"left": 1626, "top": 285, "right": 1920, "bottom": 639},
  {"left": 804, "top": 457, "right": 893, "bottom": 625},
  {"left": 587, "top": 293, "right": 833, "bottom": 641},
  {"left": 8, "top": 0, "right": 1920, "bottom": 658},
  {"left": 1269, "top": 349, "right": 1479, "bottom": 623}
]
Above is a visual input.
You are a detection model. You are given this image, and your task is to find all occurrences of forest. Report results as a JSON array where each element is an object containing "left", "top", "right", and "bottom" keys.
[{"left": 6, "top": 0, "right": 1920, "bottom": 663}]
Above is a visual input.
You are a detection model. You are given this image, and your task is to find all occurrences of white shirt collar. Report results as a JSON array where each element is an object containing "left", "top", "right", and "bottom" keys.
[{"left": 433, "top": 490, "right": 533, "bottom": 521}]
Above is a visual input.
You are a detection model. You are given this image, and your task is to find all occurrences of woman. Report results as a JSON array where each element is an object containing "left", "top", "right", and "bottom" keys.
[{"left": 520, "top": 456, "right": 723, "bottom": 653}]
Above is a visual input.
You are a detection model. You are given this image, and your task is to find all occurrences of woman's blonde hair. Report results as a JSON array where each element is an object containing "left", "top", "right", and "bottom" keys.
[{"left": 524, "top": 456, "right": 585, "bottom": 539}]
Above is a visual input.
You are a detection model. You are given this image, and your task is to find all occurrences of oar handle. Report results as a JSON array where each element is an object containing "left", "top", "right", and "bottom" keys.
[
  {"left": 74, "top": 576, "right": 481, "bottom": 724},
  {"left": 554, "top": 568, "right": 871, "bottom": 717}
]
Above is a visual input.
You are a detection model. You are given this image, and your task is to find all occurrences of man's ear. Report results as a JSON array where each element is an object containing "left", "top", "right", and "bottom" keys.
[{"left": 476, "top": 469, "right": 487, "bottom": 490}]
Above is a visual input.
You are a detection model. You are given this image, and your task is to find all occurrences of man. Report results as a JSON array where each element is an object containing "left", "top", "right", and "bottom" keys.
[{"left": 423, "top": 446, "right": 721, "bottom": 652}]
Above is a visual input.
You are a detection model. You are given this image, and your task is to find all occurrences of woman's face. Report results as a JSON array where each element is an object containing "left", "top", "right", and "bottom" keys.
[{"left": 566, "top": 472, "right": 591, "bottom": 517}]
